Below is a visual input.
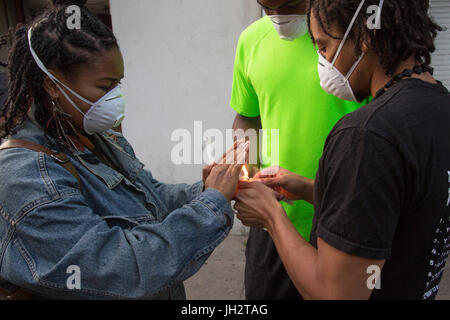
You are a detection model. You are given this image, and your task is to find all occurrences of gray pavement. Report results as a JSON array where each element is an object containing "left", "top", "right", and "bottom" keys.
[{"left": 184, "top": 234, "right": 450, "bottom": 300}]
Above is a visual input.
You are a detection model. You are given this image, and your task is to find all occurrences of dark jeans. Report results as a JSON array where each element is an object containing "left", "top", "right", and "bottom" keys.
[{"left": 245, "top": 227, "right": 303, "bottom": 300}]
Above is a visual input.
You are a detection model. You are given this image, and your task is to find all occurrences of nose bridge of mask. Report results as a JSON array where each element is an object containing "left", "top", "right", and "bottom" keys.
[
  {"left": 27, "top": 27, "right": 97, "bottom": 116},
  {"left": 84, "top": 85, "right": 122, "bottom": 119},
  {"left": 330, "top": 0, "right": 366, "bottom": 71}
]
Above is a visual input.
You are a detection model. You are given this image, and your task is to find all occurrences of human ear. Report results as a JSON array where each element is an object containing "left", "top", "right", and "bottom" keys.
[
  {"left": 42, "top": 72, "right": 60, "bottom": 100},
  {"left": 361, "top": 42, "right": 368, "bottom": 54},
  {"left": 360, "top": 37, "right": 371, "bottom": 53}
]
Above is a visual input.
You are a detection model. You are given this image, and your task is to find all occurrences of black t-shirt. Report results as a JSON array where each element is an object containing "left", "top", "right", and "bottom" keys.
[
  {"left": 310, "top": 78, "right": 450, "bottom": 300},
  {"left": 0, "top": 71, "right": 7, "bottom": 108}
]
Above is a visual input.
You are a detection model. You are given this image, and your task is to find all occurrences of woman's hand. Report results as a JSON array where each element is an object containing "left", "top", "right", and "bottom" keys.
[
  {"left": 202, "top": 139, "right": 249, "bottom": 185},
  {"left": 205, "top": 164, "right": 244, "bottom": 201},
  {"left": 203, "top": 139, "right": 249, "bottom": 201},
  {"left": 202, "top": 162, "right": 216, "bottom": 187},
  {"left": 253, "top": 166, "right": 315, "bottom": 204},
  {"left": 234, "top": 181, "right": 285, "bottom": 231}
]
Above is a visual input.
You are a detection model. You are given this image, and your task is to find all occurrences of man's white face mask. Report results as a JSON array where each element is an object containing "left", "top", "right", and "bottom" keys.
[
  {"left": 317, "top": 0, "right": 368, "bottom": 102},
  {"left": 269, "top": 15, "right": 308, "bottom": 40},
  {"left": 317, "top": 0, "right": 385, "bottom": 102}
]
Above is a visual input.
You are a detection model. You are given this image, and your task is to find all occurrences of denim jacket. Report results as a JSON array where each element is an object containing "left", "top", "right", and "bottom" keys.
[{"left": 0, "top": 119, "right": 234, "bottom": 300}]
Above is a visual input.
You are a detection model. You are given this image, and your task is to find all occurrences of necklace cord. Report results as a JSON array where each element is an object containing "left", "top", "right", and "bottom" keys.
[{"left": 375, "top": 64, "right": 434, "bottom": 99}]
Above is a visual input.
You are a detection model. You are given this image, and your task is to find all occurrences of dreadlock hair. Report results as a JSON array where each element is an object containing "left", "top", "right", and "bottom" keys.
[
  {"left": 307, "top": 0, "right": 442, "bottom": 76},
  {"left": 0, "top": 0, "right": 118, "bottom": 141}
]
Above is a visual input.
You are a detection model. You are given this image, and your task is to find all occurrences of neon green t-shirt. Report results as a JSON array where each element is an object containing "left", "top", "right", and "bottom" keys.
[{"left": 230, "top": 16, "right": 365, "bottom": 241}]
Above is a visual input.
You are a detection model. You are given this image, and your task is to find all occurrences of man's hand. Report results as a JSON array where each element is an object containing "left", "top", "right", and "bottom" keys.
[
  {"left": 253, "top": 166, "right": 315, "bottom": 204},
  {"left": 234, "top": 180, "right": 285, "bottom": 230},
  {"left": 234, "top": 179, "right": 386, "bottom": 300}
]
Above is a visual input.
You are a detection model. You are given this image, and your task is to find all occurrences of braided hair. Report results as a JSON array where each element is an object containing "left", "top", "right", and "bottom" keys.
[
  {"left": 0, "top": 0, "right": 118, "bottom": 140},
  {"left": 307, "top": 0, "right": 442, "bottom": 76}
]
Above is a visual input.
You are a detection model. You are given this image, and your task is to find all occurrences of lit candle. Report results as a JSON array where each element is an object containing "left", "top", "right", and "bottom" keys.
[{"left": 241, "top": 165, "right": 250, "bottom": 181}]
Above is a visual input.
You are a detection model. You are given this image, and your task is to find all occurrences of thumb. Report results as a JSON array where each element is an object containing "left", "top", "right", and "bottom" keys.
[
  {"left": 254, "top": 176, "right": 281, "bottom": 188},
  {"left": 253, "top": 166, "right": 281, "bottom": 179}
]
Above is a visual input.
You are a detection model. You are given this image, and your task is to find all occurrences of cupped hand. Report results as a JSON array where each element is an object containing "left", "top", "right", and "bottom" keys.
[
  {"left": 253, "top": 166, "right": 314, "bottom": 203},
  {"left": 234, "top": 180, "right": 285, "bottom": 230}
]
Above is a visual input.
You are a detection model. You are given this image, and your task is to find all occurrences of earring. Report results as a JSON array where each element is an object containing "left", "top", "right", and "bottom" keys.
[
  {"left": 49, "top": 98, "right": 79, "bottom": 151},
  {"left": 51, "top": 98, "right": 73, "bottom": 118}
]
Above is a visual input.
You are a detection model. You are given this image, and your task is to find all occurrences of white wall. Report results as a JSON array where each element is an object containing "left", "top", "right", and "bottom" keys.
[
  {"left": 110, "top": 0, "right": 260, "bottom": 184},
  {"left": 109, "top": 1, "right": 260, "bottom": 234},
  {"left": 430, "top": 0, "right": 450, "bottom": 89}
]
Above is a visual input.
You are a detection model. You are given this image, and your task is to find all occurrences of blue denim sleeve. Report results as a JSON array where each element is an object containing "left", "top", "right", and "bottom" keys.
[
  {"left": 143, "top": 169, "right": 204, "bottom": 213},
  {"left": 3, "top": 188, "right": 234, "bottom": 300},
  {"left": 109, "top": 132, "right": 205, "bottom": 213}
]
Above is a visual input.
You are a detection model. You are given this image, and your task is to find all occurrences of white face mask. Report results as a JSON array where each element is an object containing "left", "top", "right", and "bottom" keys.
[
  {"left": 27, "top": 27, "right": 126, "bottom": 135},
  {"left": 317, "top": 0, "right": 367, "bottom": 102},
  {"left": 269, "top": 15, "right": 307, "bottom": 41},
  {"left": 318, "top": 51, "right": 365, "bottom": 102}
]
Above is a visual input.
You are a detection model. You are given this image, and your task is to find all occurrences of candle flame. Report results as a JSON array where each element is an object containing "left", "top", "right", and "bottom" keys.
[{"left": 241, "top": 165, "right": 250, "bottom": 181}]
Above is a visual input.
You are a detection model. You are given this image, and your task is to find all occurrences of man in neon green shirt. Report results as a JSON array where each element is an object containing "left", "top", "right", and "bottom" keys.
[{"left": 231, "top": 0, "right": 365, "bottom": 299}]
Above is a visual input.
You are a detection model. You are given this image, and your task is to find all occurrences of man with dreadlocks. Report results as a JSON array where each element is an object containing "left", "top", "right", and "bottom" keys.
[
  {"left": 234, "top": 0, "right": 450, "bottom": 300},
  {"left": 0, "top": 0, "right": 245, "bottom": 300},
  {"left": 231, "top": 0, "right": 366, "bottom": 300}
]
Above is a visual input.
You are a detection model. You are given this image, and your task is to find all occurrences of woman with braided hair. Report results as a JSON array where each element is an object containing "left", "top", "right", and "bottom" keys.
[
  {"left": 234, "top": 0, "right": 450, "bottom": 299},
  {"left": 0, "top": 0, "right": 245, "bottom": 299}
]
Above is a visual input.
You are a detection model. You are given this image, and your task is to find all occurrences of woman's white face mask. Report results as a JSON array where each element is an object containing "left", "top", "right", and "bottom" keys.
[
  {"left": 317, "top": 0, "right": 368, "bottom": 102},
  {"left": 27, "top": 27, "right": 126, "bottom": 135}
]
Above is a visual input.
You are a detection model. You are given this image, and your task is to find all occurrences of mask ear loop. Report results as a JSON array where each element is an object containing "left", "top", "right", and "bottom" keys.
[
  {"left": 332, "top": 0, "right": 385, "bottom": 70},
  {"left": 344, "top": 52, "right": 365, "bottom": 81},
  {"left": 331, "top": 0, "right": 366, "bottom": 67},
  {"left": 27, "top": 27, "right": 94, "bottom": 116},
  {"left": 344, "top": 0, "right": 384, "bottom": 81}
]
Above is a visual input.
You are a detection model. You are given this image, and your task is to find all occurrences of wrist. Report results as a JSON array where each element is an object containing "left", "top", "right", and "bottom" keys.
[
  {"left": 296, "top": 176, "right": 314, "bottom": 204},
  {"left": 204, "top": 187, "right": 231, "bottom": 202},
  {"left": 265, "top": 202, "right": 286, "bottom": 236},
  {"left": 304, "top": 178, "right": 315, "bottom": 204}
]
